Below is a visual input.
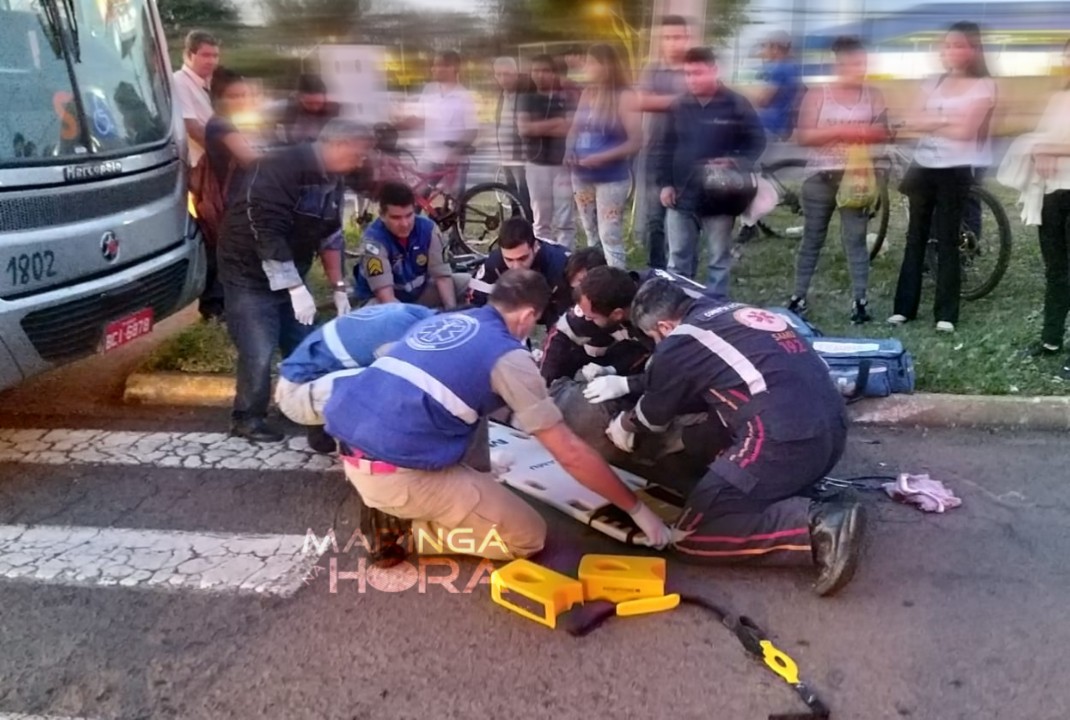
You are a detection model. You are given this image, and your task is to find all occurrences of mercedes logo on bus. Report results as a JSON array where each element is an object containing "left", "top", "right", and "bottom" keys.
[{"left": 101, "top": 231, "right": 120, "bottom": 263}]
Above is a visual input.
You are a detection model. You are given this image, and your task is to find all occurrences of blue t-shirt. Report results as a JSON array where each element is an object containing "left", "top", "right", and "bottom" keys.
[{"left": 758, "top": 60, "right": 802, "bottom": 139}]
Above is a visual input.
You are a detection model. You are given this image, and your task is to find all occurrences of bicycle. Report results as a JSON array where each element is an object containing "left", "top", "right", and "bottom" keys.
[
  {"left": 755, "top": 130, "right": 1013, "bottom": 301},
  {"left": 351, "top": 125, "right": 529, "bottom": 257}
]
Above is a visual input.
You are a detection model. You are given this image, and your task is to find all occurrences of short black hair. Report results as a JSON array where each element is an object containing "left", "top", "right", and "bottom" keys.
[
  {"left": 661, "top": 15, "right": 689, "bottom": 28},
  {"left": 531, "top": 54, "right": 557, "bottom": 72},
  {"left": 564, "top": 247, "right": 607, "bottom": 285},
  {"left": 297, "top": 73, "right": 327, "bottom": 94},
  {"left": 437, "top": 50, "right": 462, "bottom": 68},
  {"left": 831, "top": 36, "right": 865, "bottom": 55},
  {"left": 683, "top": 47, "right": 717, "bottom": 66},
  {"left": 564, "top": 44, "right": 585, "bottom": 56},
  {"left": 490, "top": 269, "right": 551, "bottom": 315},
  {"left": 378, "top": 181, "right": 415, "bottom": 211},
  {"left": 499, "top": 218, "right": 536, "bottom": 250},
  {"left": 579, "top": 266, "right": 637, "bottom": 317}
]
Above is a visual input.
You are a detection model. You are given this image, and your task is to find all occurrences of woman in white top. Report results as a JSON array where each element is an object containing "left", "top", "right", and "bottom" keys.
[
  {"left": 890, "top": 22, "right": 997, "bottom": 333},
  {"left": 1028, "top": 39, "right": 1070, "bottom": 376},
  {"left": 788, "top": 36, "right": 888, "bottom": 325}
]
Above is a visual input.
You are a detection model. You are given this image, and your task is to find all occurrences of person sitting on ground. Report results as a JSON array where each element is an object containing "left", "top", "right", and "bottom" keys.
[
  {"left": 275, "top": 303, "right": 436, "bottom": 453},
  {"left": 540, "top": 264, "right": 707, "bottom": 387},
  {"left": 607, "top": 279, "right": 866, "bottom": 596},
  {"left": 324, "top": 269, "right": 676, "bottom": 560},
  {"left": 467, "top": 218, "right": 571, "bottom": 327},
  {"left": 353, "top": 181, "right": 471, "bottom": 309}
]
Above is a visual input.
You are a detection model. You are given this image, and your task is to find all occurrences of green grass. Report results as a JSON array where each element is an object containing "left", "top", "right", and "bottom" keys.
[{"left": 146, "top": 186, "right": 1068, "bottom": 395}]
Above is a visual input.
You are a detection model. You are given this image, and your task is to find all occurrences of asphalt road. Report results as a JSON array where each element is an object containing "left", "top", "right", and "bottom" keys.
[{"left": 0, "top": 384, "right": 1068, "bottom": 720}]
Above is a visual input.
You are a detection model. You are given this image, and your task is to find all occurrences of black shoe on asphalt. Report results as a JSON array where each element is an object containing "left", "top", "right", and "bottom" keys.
[
  {"left": 230, "top": 420, "right": 284, "bottom": 444},
  {"left": 809, "top": 493, "right": 867, "bottom": 597},
  {"left": 306, "top": 425, "right": 337, "bottom": 454},
  {"left": 786, "top": 295, "right": 809, "bottom": 316},
  {"left": 851, "top": 298, "right": 872, "bottom": 325}
]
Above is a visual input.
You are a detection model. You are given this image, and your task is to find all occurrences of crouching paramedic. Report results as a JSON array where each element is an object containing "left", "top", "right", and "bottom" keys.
[
  {"left": 323, "top": 269, "right": 675, "bottom": 560},
  {"left": 608, "top": 279, "right": 866, "bottom": 596},
  {"left": 353, "top": 181, "right": 470, "bottom": 309},
  {"left": 275, "top": 303, "right": 435, "bottom": 452}
]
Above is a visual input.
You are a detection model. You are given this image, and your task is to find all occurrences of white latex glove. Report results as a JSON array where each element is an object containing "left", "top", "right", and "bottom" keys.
[
  {"left": 580, "top": 363, "right": 615, "bottom": 382},
  {"left": 333, "top": 290, "right": 351, "bottom": 317},
  {"left": 289, "top": 285, "right": 317, "bottom": 325},
  {"left": 583, "top": 375, "right": 631, "bottom": 404},
  {"left": 530, "top": 348, "right": 544, "bottom": 364},
  {"left": 629, "top": 501, "right": 673, "bottom": 549},
  {"left": 606, "top": 413, "right": 635, "bottom": 453},
  {"left": 490, "top": 449, "right": 516, "bottom": 476}
]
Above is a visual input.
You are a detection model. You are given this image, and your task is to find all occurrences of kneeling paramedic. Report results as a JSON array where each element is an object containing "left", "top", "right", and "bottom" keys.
[
  {"left": 353, "top": 181, "right": 470, "bottom": 309},
  {"left": 324, "top": 269, "right": 675, "bottom": 560},
  {"left": 275, "top": 303, "right": 435, "bottom": 452},
  {"left": 608, "top": 279, "right": 866, "bottom": 596}
]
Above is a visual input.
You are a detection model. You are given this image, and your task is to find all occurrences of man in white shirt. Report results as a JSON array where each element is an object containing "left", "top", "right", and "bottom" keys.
[
  {"left": 400, "top": 51, "right": 479, "bottom": 198},
  {"left": 172, "top": 30, "right": 220, "bottom": 169}
]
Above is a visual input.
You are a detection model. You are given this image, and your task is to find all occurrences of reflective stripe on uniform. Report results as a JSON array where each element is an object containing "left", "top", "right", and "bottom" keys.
[
  {"left": 634, "top": 398, "right": 670, "bottom": 432},
  {"left": 671, "top": 323, "right": 768, "bottom": 396},
  {"left": 374, "top": 356, "right": 480, "bottom": 424},
  {"left": 322, "top": 320, "right": 360, "bottom": 369},
  {"left": 400, "top": 275, "right": 427, "bottom": 293}
]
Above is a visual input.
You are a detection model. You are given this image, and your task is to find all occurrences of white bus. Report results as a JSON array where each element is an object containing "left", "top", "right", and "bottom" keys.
[{"left": 0, "top": 0, "right": 204, "bottom": 391}]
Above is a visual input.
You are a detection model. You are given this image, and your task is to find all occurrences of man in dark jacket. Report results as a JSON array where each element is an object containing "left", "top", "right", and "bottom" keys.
[
  {"left": 219, "top": 119, "right": 372, "bottom": 442},
  {"left": 658, "top": 47, "right": 765, "bottom": 299}
]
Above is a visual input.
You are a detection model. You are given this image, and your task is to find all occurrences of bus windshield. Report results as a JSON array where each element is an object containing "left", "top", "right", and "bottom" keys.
[{"left": 0, "top": 0, "right": 172, "bottom": 168}]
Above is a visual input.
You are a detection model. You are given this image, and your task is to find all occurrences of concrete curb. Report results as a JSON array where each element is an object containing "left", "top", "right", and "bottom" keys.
[{"left": 125, "top": 371, "right": 1070, "bottom": 431}]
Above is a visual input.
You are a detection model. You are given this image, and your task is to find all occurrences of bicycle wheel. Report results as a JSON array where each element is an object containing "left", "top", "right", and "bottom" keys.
[
  {"left": 453, "top": 182, "right": 529, "bottom": 255},
  {"left": 758, "top": 158, "right": 807, "bottom": 239},
  {"left": 959, "top": 185, "right": 1012, "bottom": 301},
  {"left": 866, "top": 175, "right": 891, "bottom": 261}
]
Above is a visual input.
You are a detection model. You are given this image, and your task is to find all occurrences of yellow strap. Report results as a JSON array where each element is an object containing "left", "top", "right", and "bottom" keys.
[{"left": 616, "top": 593, "right": 681, "bottom": 617}]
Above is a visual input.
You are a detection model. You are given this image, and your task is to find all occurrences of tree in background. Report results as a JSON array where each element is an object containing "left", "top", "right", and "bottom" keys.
[
  {"left": 157, "top": 0, "right": 239, "bottom": 32},
  {"left": 260, "top": 0, "right": 369, "bottom": 41}
]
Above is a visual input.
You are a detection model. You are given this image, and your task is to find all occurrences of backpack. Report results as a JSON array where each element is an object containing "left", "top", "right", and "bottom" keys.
[
  {"left": 189, "top": 154, "right": 234, "bottom": 251},
  {"left": 810, "top": 337, "right": 916, "bottom": 399}
]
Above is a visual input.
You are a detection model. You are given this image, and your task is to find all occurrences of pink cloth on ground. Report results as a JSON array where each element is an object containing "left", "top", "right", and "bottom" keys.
[{"left": 882, "top": 473, "right": 962, "bottom": 513}]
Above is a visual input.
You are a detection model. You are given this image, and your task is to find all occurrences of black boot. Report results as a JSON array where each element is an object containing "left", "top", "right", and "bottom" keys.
[
  {"left": 230, "top": 419, "right": 284, "bottom": 443},
  {"left": 306, "top": 425, "right": 337, "bottom": 454},
  {"left": 809, "top": 494, "right": 867, "bottom": 597},
  {"left": 360, "top": 503, "right": 412, "bottom": 568}
]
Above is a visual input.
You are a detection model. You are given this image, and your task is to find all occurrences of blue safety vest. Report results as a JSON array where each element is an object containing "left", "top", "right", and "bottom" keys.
[
  {"left": 354, "top": 216, "right": 436, "bottom": 302},
  {"left": 324, "top": 305, "right": 523, "bottom": 470},
  {"left": 278, "top": 304, "right": 436, "bottom": 383}
]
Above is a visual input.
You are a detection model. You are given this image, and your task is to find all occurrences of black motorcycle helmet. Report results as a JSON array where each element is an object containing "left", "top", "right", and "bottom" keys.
[{"left": 698, "top": 159, "right": 758, "bottom": 217}]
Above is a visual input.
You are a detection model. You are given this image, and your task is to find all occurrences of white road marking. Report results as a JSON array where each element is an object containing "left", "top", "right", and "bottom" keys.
[
  {"left": 0, "top": 525, "right": 326, "bottom": 596},
  {"left": 0, "top": 429, "right": 339, "bottom": 473},
  {"left": 0, "top": 715, "right": 97, "bottom": 720}
]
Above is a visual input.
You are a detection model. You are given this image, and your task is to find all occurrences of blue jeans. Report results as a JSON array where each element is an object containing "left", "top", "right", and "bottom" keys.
[
  {"left": 666, "top": 210, "right": 735, "bottom": 300},
  {"left": 224, "top": 284, "right": 313, "bottom": 423}
]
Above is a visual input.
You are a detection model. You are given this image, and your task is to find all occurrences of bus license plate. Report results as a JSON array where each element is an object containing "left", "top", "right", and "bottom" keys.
[{"left": 102, "top": 308, "right": 154, "bottom": 353}]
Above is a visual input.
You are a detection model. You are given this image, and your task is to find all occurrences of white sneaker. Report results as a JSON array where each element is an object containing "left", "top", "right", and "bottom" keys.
[
  {"left": 887, "top": 314, "right": 908, "bottom": 326},
  {"left": 936, "top": 321, "right": 955, "bottom": 333}
]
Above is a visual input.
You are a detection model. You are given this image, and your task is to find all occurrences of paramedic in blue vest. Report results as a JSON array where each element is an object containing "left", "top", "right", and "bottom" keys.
[
  {"left": 353, "top": 182, "right": 470, "bottom": 308},
  {"left": 323, "top": 269, "right": 675, "bottom": 560},
  {"left": 274, "top": 303, "right": 436, "bottom": 453},
  {"left": 608, "top": 279, "right": 866, "bottom": 597},
  {"left": 467, "top": 217, "right": 572, "bottom": 327}
]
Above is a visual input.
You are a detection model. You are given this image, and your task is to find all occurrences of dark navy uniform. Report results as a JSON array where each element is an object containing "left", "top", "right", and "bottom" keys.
[
  {"left": 624, "top": 298, "right": 848, "bottom": 564},
  {"left": 467, "top": 242, "right": 572, "bottom": 327}
]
